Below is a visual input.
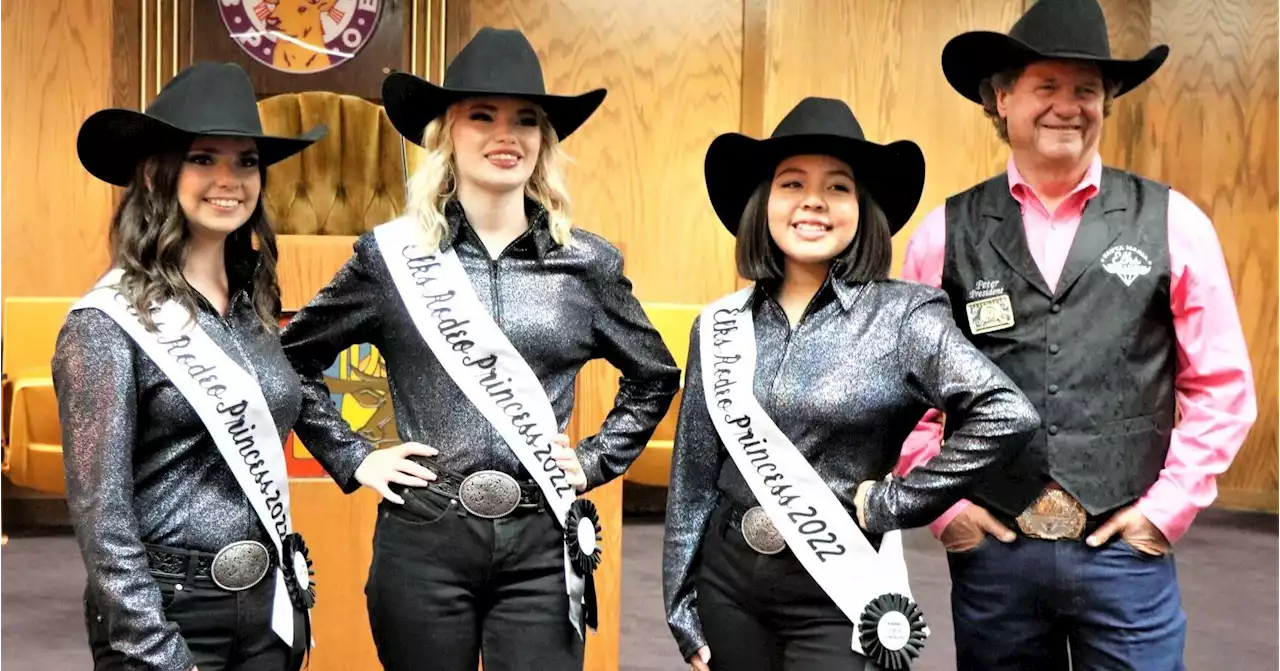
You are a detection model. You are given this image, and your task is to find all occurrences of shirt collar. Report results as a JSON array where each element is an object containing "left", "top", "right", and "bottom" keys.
[
  {"left": 441, "top": 197, "right": 557, "bottom": 258},
  {"left": 750, "top": 274, "right": 867, "bottom": 315},
  {"left": 1006, "top": 153, "right": 1102, "bottom": 208}
]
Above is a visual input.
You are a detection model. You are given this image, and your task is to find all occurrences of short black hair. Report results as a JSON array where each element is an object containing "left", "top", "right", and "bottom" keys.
[{"left": 734, "top": 179, "right": 893, "bottom": 283}]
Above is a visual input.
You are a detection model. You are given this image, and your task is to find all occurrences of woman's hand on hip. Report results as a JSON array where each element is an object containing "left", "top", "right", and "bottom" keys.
[
  {"left": 355, "top": 442, "right": 439, "bottom": 504},
  {"left": 550, "top": 433, "right": 588, "bottom": 492}
]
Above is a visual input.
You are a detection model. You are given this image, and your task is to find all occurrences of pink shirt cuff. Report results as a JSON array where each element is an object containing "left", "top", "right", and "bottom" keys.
[
  {"left": 1134, "top": 479, "right": 1199, "bottom": 544},
  {"left": 928, "top": 500, "right": 971, "bottom": 538}
]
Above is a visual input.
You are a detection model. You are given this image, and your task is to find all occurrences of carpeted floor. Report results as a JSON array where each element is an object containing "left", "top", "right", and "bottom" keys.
[{"left": 3, "top": 507, "right": 1276, "bottom": 670}]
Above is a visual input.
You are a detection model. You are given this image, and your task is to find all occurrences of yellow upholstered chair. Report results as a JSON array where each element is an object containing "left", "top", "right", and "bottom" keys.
[
  {"left": 257, "top": 91, "right": 408, "bottom": 311},
  {"left": 258, "top": 91, "right": 407, "bottom": 236},
  {"left": 2, "top": 297, "right": 77, "bottom": 495},
  {"left": 624, "top": 303, "right": 703, "bottom": 487}
]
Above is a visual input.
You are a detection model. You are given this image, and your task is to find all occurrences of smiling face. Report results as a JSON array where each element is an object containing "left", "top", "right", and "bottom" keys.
[
  {"left": 997, "top": 59, "right": 1106, "bottom": 170},
  {"left": 175, "top": 136, "right": 262, "bottom": 241},
  {"left": 765, "top": 154, "right": 861, "bottom": 272},
  {"left": 449, "top": 96, "right": 543, "bottom": 197}
]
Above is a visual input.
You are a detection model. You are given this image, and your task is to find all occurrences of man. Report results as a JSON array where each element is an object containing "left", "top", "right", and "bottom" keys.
[{"left": 897, "top": 0, "right": 1258, "bottom": 669}]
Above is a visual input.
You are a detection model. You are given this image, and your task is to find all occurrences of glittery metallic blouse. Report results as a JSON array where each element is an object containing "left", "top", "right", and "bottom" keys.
[
  {"left": 662, "top": 279, "right": 1040, "bottom": 658},
  {"left": 52, "top": 259, "right": 370, "bottom": 671},
  {"left": 281, "top": 200, "right": 681, "bottom": 491}
]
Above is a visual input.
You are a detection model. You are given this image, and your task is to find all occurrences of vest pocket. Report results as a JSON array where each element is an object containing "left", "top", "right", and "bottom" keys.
[{"left": 1086, "top": 414, "right": 1169, "bottom": 503}]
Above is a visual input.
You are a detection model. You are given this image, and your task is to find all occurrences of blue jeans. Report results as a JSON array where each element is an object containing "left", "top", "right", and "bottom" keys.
[{"left": 948, "top": 535, "right": 1186, "bottom": 670}]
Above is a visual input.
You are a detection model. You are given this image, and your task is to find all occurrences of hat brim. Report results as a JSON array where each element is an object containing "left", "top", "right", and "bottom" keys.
[
  {"left": 77, "top": 109, "right": 326, "bottom": 187},
  {"left": 704, "top": 133, "right": 925, "bottom": 236},
  {"left": 381, "top": 71, "right": 607, "bottom": 146},
  {"left": 942, "top": 31, "right": 1170, "bottom": 104}
]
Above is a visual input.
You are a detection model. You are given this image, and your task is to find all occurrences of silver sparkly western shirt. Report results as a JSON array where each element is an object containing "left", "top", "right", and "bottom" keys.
[
  {"left": 662, "top": 279, "right": 1040, "bottom": 658},
  {"left": 281, "top": 200, "right": 681, "bottom": 492},
  {"left": 52, "top": 263, "right": 371, "bottom": 671}
]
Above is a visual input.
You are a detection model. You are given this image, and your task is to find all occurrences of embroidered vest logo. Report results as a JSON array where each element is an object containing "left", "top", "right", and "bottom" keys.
[{"left": 1100, "top": 245, "right": 1152, "bottom": 287}]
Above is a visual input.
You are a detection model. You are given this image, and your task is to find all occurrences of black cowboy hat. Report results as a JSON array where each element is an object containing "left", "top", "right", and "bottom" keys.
[
  {"left": 704, "top": 97, "right": 925, "bottom": 235},
  {"left": 382, "top": 27, "right": 607, "bottom": 146},
  {"left": 76, "top": 61, "right": 326, "bottom": 187},
  {"left": 942, "top": 0, "right": 1169, "bottom": 104}
]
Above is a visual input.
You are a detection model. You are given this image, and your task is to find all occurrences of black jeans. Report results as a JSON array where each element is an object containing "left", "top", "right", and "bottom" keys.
[
  {"left": 696, "top": 502, "right": 880, "bottom": 671},
  {"left": 366, "top": 485, "right": 583, "bottom": 671},
  {"left": 85, "top": 568, "right": 306, "bottom": 671}
]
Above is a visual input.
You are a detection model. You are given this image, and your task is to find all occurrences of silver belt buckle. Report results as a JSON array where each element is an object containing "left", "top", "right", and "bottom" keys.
[
  {"left": 741, "top": 506, "right": 786, "bottom": 555},
  {"left": 211, "top": 540, "right": 271, "bottom": 592},
  {"left": 458, "top": 470, "right": 522, "bottom": 519}
]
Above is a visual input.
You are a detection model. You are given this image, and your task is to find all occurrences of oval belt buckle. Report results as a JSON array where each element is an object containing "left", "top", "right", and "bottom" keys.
[
  {"left": 741, "top": 506, "right": 786, "bottom": 555},
  {"left": 211, "top": 540, "right": 271, "bottom": 592},
  {"left": 458, "top": 470, "right": 522, "bottom": 519}
]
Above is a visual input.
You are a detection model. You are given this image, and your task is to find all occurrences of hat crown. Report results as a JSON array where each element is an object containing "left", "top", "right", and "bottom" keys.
[
  {"left": 770, "top": 97, "right": 866, "bottom": 142},
  {"left": 1009, "top": 0, "right": 1111, "bottom": 59},
  {"left": 143, "top": 61, "right": 266, "bottom": 135},
  {"left": 442, "top": 27, "right": 548, "bottom": 96}
]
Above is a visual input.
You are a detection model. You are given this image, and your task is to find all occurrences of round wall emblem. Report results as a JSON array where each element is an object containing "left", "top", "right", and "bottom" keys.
[{"left": 219, "top": 0, "right": 383, "bottom": 74}]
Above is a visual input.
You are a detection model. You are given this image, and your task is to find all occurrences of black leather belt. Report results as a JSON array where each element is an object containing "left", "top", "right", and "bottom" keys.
[
  {"left": 145, "top": 542, "right": 277, "bottom": 589},
  {"left": 146, "top": 544, "right": 218, "bottom": 581},
  {"left": 418, "top": 459, "right": 543, "bottom": 510}
]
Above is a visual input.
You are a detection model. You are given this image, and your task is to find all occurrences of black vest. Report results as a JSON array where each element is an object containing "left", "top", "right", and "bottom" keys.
[{"left": 942, "top": 168, "right": 1177, "bottom": 517}]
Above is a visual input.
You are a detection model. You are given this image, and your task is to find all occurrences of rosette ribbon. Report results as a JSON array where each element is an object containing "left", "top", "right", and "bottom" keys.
[
  {"left": 565, "top": 499, "right": 603, "bottom": 631},
  {"left": 280, "top": 532, "right": 316, "bottom": 610},
  {"left": 857, "top": 592, "right": 927, "bottom": 669}
]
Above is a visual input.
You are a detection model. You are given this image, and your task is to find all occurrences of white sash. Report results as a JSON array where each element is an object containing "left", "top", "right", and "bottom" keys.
[
  {"left": 374, "top": 218, "right": 589, "bottom": 637},
  {"left": 73, "top": 270, "right": 301, "bottom": 647},
  {"left": 699, "top": 287, "right": 925, "bottom": 658}
]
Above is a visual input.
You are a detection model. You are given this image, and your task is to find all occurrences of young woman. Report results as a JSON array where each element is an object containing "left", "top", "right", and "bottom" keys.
[
  {"left": 662, "top": 96, "right": 1041, "bottom": 671},
  {"left": 280, "top": 28, "right": 681, "bottom": 671},
  {"left": 54, "top": 61, "right": 424, "bottom": 671}
]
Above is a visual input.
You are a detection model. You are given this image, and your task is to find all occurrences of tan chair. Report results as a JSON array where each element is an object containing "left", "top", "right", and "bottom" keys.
[
  {"left": 258, "top": 91, "right": 407, "bottom": 235},
  {"left": 624, "top": 303, "right": 703, "bottom": 487},
  {"left": 2, "top": 297, "right": 77, "bottom": 495},
  {"left": 258, "top": 92, "right": 409, "bottom": 312}
]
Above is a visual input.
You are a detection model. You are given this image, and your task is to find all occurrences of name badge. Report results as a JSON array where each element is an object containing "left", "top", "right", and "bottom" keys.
[{"left": 965, "top": 294, "right": 1015, "bottom": 335}]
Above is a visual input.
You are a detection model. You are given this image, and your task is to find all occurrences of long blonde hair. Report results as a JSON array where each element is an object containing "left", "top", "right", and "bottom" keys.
[{"left": 404, "top": 103, "right": 574, "bottom": 251}]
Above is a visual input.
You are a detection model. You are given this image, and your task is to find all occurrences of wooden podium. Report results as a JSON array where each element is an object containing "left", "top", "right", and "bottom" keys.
[
  {"left": 289, "top": 476, "right": 623, "bottom": 671},
  {"left": 278, "top": 234, "right": 624, "bottom": 671}
]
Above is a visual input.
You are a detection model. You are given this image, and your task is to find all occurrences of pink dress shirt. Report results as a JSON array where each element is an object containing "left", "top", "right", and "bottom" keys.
[{"left": 898, "top": 155, "right": 1258, "bottom": 543}]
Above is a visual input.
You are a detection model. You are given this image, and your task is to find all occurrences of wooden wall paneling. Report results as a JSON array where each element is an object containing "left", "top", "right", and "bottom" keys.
[
  {"left": 402, "top": 0, "right": 449, "bottom": 176},
  {"left": 0, "top": 0, "right": 117, "bottom": 300},
  {"left": 112, "top": 0, "right": 142, "bottom": 110},
  {"left": 450, "top": 0, "right": 743, "bottom": 306},
  {"left": 288, "top": 483, "right": 383, "bottom": 671},
  {"left": 761, "top": 0, "right": 1027, "bottom": 276},
  {"left": 1096, "top": 0, "right": 1154, "bottom": 169},
  {"left": 1134, "top": 0, "right": 1278, "bottom": 506}
]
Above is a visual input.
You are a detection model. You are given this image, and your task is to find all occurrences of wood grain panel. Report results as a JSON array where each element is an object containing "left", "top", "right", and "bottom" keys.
[
  {"left": 288, "top": 481, "right": 382, "bottom": 671},
  {"left": 1, "top": 0, "right": 117, "bottom": 301},
  {"left": 762, "top": 0, "right": 1027, "bottom": 275},
  {"left": 277, "top": 235, "right": 360, "bottom": 311},
  {"left": 1097, "top": 0, "right": 1153, "bottom": 169},
  {"left": 451, "top": 0, "right": 743, "bottom": 305},
  {"left": 1134, "top": 0, "right": 1279, "bottom": 499}
]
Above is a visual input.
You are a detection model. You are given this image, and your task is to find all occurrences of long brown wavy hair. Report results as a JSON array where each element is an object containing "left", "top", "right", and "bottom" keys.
[{"left": 109, "top": 146, "right": 281, "bottom": 332}]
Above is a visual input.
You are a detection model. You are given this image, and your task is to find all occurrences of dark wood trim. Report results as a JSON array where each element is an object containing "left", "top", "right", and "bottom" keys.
[
  {"left": 444, "top": 0, "right": 469, "bottom": 61},
  {"left": 111, "top": 0, "right": 141, "bottom": 110}
]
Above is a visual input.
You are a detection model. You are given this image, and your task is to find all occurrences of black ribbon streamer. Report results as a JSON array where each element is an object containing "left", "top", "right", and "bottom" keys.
[
  {"left": 565, "top": 499, "right": 602, "bottom": 631},
  {"left": 280, "top": 532, "right": 316, "bottom": 610},
  {"left": 857, "top": 593, "right": 928, "bottom": 670}
]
